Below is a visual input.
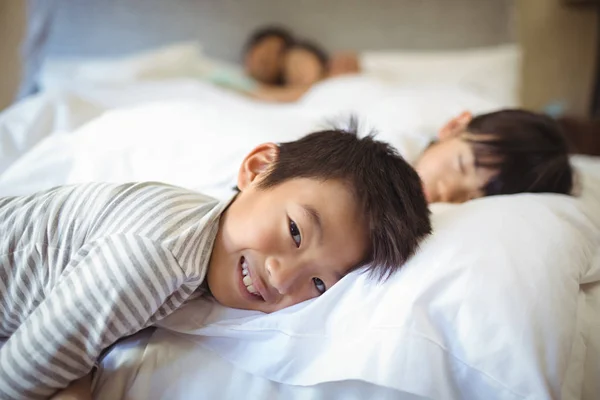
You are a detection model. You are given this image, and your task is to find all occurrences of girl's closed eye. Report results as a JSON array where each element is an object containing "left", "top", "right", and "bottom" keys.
[
  {"left": 289, "top": 219, "right": 302, "bottom": 247},
  {"left": 313, "top": 277, "right": 326, "bottom": 294}
]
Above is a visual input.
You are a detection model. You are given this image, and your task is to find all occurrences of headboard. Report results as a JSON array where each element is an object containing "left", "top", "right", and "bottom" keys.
[{"left": 44, "top": 0, "right": 515, "bottom": 62}]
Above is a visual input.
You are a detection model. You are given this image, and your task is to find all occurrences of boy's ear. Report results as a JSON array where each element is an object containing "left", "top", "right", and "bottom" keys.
[
  {"left": 237, "top": 143, "right": 279, "bottom": 191},
  {"left": 438, "top": 111, "right": 473, "bottom": 141}
]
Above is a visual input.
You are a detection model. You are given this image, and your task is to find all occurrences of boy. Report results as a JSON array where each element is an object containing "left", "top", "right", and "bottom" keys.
[
  {"left": 0, "top": 128, "right": 431, "bottom": 399},
  {"left": 414, "top": 109, "right": 574, "bottom": 203}
]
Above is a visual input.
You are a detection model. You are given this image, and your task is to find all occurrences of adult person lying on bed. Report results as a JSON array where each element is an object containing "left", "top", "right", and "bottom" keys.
[
  {"left": 249, "top": 40, "right": 329, "bottom": 102},
  {"left": 208, "top": 26, "right": 329, "bottom": 102},
  {"left": 207, "top": 26, "right": 329, "bottom": 102}
]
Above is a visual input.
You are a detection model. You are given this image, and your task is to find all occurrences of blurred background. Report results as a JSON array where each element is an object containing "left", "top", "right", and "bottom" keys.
[{"left": 0, "top": 0, "right": 599, "bottom": 122}]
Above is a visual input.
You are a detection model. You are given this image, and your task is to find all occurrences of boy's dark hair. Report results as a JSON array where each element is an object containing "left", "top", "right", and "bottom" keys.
[
  {"left": 243, "top": 25, "right": 294, "bottom": 56},
  {"left": 288, "top": 40, "right": 329, "bottom": 69},
  {"left": 257, "top": 123, "right": 431, "bottom": 281},
  {"left": 465, "top": 109, "right": 573, "bottom": 196}
]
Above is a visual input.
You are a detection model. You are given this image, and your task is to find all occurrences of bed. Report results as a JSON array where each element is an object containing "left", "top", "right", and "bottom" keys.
[{"left": 2, "top": 1, "right": 599, "bottom": 399}]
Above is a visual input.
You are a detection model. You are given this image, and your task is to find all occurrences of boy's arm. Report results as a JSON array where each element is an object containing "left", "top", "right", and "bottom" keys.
[{"left": 0, "top": 235, "right": 186, "bottom": 400}]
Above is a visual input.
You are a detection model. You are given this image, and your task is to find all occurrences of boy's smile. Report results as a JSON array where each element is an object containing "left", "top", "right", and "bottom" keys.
[
  {"left": 206, "top": 143, "right": 369, "bottom": 313},
  {"left": 238, "top": 255, "right": 270, "bottom": 302}
]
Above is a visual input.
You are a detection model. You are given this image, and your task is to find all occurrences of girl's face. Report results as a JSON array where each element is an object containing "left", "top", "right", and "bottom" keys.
[{"left": 415, "top": 111, "right": 497, "bottom": 203}]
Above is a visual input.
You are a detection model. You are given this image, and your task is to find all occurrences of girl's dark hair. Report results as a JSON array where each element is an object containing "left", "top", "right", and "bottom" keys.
[
  {"left": 465, "top": 109, "right": 573, "bottom": 196},
  {"left": 257, "top": 123, "right": 431, "bottom": 282}
]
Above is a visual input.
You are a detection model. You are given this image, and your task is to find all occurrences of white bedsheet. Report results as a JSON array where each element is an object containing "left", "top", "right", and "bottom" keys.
[{"left": 93, "top": 328, "right": 425, "bottom": 400}]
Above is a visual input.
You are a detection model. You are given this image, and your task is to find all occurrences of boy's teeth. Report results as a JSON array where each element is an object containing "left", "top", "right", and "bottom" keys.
[{"left": 240, "top": 258, "right": 261, "bottom": 298}]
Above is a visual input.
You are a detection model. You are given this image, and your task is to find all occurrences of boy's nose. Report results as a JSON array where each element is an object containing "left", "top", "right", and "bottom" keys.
[{"left": 265, "top": 257, "right": 303, "bottom": 296}]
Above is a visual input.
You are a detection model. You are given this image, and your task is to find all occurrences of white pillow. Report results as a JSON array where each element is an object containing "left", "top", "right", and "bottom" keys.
[
  {"left": 158, "top": 157, "right": 600, "bottom": 400},
  {"left": 360, "top": 44, "right": 522, "bottom": 107}
]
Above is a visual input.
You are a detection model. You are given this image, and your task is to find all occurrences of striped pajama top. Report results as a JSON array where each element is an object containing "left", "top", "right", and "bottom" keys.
[{"left": 0, "top": 182, "right": 229, "bottom": 399}]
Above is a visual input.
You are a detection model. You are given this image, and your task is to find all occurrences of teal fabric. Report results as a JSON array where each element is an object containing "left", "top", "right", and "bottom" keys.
[{"left": 205, "top": 69, "right": 258, "bottom": 92}]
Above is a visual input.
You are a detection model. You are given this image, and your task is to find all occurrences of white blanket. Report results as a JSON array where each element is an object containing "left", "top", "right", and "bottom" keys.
[{"left": 0, "top": 76, "right": 500, "bottom": 197}]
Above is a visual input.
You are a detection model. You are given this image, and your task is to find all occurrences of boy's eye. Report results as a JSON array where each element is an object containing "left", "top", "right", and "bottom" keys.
[
  {"left": 313, "top": 277, "right": 326, "bottom": 294},
  {"left": 289, "top": 219, "right": 302, "bottom": 247}
]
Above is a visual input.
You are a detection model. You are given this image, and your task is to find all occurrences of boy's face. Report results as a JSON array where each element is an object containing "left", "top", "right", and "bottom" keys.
[
  {"left": 415, "top": 111, "right": 497, "bottom": 203},
  {"left": 207, "top": 143, "right": 368, "bottom": 313}
]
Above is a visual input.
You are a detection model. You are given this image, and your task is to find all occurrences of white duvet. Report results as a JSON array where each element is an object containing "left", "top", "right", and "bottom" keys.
[{"left": 0, "top": 76, "right": 599, "bottom": 400}]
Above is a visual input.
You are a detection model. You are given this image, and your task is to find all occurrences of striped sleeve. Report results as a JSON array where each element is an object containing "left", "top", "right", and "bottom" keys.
[{"left": 0, "top": 234, "right": 186, "bottom": 400}]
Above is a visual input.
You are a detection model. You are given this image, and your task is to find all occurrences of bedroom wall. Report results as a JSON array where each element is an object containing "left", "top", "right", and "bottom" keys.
[
  {"left": 0, "top": 0, "right": 26, "bottom": 111},
  {"left": 44, "top": 0, "right": 514, "bottom": 59},
  {"left": 517, "top": 0, "right": 598, "bottom": 116}
]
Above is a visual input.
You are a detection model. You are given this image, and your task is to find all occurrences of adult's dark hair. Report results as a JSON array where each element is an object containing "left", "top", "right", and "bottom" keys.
[
  {"left": 465, "top": 109, "right": 573, "bottom": 196},
  {"left": 258, "top": 121, "right": 431, "bottom": 281},
  {"left": 242, "top": 25, "right": 294, "bottom": 56}
]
